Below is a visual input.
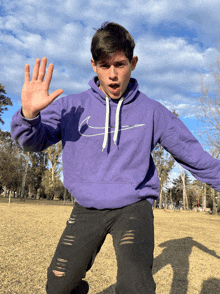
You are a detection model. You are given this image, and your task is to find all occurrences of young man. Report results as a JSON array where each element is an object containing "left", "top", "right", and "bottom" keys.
[{"left": 11, "top": 23, "right": 220, "bottom": 294}]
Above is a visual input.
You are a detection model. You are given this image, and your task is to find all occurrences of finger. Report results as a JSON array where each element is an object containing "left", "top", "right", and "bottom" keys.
[
  {"left": 38, "top": 57, "right": 47, "bottom": 81},
  {"left": 49, "top": 89, "right": 64, "bottom": 102},
  {"left": 24, "top": 64, "right": 30, "bottom": 82},
  {"left": 32, "top": 58, "right": 40, "bottom": 80},
  {"left": 44, "top": 63, "right": 54, "bottom": 86}
]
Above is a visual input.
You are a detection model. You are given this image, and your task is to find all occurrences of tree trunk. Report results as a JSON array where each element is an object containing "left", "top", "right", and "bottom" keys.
[
  {"left": 21, "top": 152, "right": 29, "bottom": 199},
  {"left": 203, "top": 183, "right": 207, "bottom": 211},
  {"left": 186, "top": 190, "right": 189, "bottom": 210},
  {"left": 180, "top": 169, "right": 189, "bottom": 210},
  {"left": 159, "top": 187, "right": 163, "bottom": 209},
  {"left": 217, "top": 193, "right": 220, "bottom": 213},
  {"left": 211, "top": 188, "right": 217, "bottom": 214},
  {"left": 170, "top": 190, "right": 174, "bottom": 209},
  {"left": 51, "top": 165, "right": 55, "bottom": 183},
  {"left": 64, "top": 188, "right": 67, "bottom": 205},
  {"left": 183, "top": 186, "right": 186, "bottom": 209},
  {"left": 8, "top": 190, "right": 11, "bottom": 205}
]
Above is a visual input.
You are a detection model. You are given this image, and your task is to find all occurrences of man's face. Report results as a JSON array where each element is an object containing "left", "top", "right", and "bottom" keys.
[{"left": 91, "top": 51, "right": 138, "bottom": 99}]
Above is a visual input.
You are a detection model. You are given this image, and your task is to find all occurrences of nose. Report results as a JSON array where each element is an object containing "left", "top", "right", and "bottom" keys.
[{"left": 109, "top": 65, "right": 117, "bottom": 80}]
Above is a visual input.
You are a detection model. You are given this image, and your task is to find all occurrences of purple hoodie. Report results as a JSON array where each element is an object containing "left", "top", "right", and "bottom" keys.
[{"left": 11, "top": 77, "right": 220, "bottom": 209}]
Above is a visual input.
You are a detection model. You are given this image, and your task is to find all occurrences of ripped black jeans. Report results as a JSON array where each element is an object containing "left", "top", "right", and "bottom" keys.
[{"left": 46, "top": 199, "right": 156, "bottom": 294}]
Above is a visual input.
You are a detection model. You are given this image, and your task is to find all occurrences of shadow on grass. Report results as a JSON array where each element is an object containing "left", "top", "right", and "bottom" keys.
[
  {"left": 200, "top": 278, "right": 220, "bottom": 293},
  {"left": 96, "top": 284, "right": 116, "bottom": 294},
  {"left": 153, "top": 237, "right": 220, "bottom": 294},
  {"left": 97, "top": 237, "right": 220, "bottom": 294}
]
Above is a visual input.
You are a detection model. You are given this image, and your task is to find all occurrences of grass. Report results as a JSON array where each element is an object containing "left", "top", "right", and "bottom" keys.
[{"left": 0, "top": 199, "right": 220, "bottom": 293}]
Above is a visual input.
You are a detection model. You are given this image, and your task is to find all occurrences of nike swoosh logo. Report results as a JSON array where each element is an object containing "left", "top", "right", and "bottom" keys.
[{"left": 79, "top": 116, "right": 145, "bottom": 137}]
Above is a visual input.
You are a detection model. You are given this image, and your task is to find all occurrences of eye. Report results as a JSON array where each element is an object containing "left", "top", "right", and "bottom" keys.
[
  {"left": 117, "top": 62, "right": 125, "bottom": 67},
  {"left": 100, "top": 64, "right": 110, "bottom": 69}
]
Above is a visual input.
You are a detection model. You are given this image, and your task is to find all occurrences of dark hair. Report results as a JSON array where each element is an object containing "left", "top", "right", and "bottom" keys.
[{"left": 91, "top": 22, "right": 135, "bottom": 63}]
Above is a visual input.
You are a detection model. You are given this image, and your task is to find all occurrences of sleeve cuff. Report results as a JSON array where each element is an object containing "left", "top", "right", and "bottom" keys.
[
  {"left": 18, "top": 108, "right": 41, "bottom": 126},
  {"left": 21, "top": 108, "right": 40, "bottom": 120}
]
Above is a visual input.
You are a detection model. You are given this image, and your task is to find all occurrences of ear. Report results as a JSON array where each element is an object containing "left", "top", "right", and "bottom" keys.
[
  {"left": 91, "top": 59, "right": 97, "bottom": 73},
  {"left": 131, "top": 56, "right": 138, "bottom": 71}
]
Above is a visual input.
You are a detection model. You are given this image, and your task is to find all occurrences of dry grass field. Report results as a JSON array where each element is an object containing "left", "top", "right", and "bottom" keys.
[{"left": 0, "top": 199, "right": 220, "bottom": 294}]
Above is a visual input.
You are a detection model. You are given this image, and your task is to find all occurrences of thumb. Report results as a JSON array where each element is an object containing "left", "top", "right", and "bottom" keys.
[{"left": 49, "top": 89, "right": 64, "bottom": 102}]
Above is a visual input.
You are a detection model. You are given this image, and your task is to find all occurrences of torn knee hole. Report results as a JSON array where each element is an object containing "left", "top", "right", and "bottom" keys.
[
  {"left": 62, "top": 235, "right": 76, "bottom": 246},
  {"left": 119, "top": 230, "right": 135, "bottom": 245},
  {"left": 53, "top": 258, "right": 67, "bottom": 277},
  {"left": 67, "top": 217, "right": 75, "bottom": 224},
  {"left": 53, "top": 270, "right": 66, "bottom": 277}
]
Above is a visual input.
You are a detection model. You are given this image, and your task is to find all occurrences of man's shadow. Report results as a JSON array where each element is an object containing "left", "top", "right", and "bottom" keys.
[
  {"left": 97, "top": 284, "right": 116, "bottom": 294},
  {"left": 200, "top": 278, "right": 220, "bottom": 293},
  {"left": 96, "top": 237, "right": 220, "bottom": 294},
  {"left": 153, "top": 237, "right": 220, "bottom": 294}
]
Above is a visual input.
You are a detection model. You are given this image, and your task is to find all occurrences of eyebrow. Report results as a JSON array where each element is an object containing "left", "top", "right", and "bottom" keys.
[
  {"left": 98, "top": 59, "right": 127, "bottom": 65},
  {"left": 115, "top": 60, "right": 127, "bottom": 63}
]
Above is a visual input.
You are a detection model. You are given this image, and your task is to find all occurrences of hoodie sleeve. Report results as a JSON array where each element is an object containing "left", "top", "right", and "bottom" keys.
[
  {"left": 154, "top": 103, "right": 220, "bottom": 191},
  {"left": 10, "top": 99, "right": 62, "bottom": 152}
]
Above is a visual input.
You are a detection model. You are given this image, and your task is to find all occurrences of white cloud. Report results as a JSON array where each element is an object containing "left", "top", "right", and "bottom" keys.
[
  {"left": 135, "top": 35, "right": 218, "bottom": 74},
  {"left": 0, "top": 32, "right": 24, "bottom": 49},
  {"left": 131, "top": 33, "right": 219, "bottom": 117},
  {"left": 0, "top": 15, "right": 22, "bottom": 32}
]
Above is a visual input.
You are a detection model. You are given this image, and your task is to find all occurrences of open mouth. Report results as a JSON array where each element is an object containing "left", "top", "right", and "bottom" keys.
[{"left": 109, "top": 84, "right": 120, "bottom": 89}]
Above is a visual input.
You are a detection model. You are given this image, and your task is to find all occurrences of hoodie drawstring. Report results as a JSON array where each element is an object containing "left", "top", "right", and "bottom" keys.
[
  {"left": 113, "top": 97, "right": 124, "bottom": 145},
  {"left": 102, "top": 96, "right": 124, "bottom": 152},
  {"left": 102, "top": 96, "right": 110, "bottom": 152}
]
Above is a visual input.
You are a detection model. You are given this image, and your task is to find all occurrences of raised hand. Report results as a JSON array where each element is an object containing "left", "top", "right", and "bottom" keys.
[{"left": 21, "top": 57, "right": 63, "bottom": 119}]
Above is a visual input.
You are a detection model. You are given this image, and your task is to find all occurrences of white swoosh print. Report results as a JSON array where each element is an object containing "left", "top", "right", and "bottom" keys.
[{"left": 79, "top": 116, "right": 145, "bottom": 137}]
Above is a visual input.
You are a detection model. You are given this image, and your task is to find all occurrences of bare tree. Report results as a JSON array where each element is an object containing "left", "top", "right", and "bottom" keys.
[
  {"left": 197, "top": 47, "right": 220, "bottom": 213},
  {"left": 178, "top": 165, "right": 189, "bottom": 210},
  {"left": 42, "top": 141, "right": 62, "bottom": 199},
  {"left": 209, "top": 147, "right": 219, "bottom": 214},
  {"left": 152, "top": 110, "right": 179, "bottom": 208},
  {"left": 198, "top": 51, "right": 220, "bottom": 151},
  {"left": 27, "top": 151, "right": 48, "bottom": 198},
  {"left": 20, "top": 152, "right": 29, "bottom": 200},
  {"left": 202, "top": 183, "right": 207, "bottom": 211},
  {"left": 152, "top": 144, "right": 175, "bottom": 208}
]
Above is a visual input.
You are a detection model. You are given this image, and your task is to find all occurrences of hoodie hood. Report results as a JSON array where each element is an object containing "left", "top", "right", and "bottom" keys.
[{"left": 88, "top": 76, "right": 140, "bottom": 105}]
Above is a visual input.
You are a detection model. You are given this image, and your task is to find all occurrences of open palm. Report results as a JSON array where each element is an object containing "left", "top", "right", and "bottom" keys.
[{"left": 22, "top": 57, "right": 63, "bottom": 119}]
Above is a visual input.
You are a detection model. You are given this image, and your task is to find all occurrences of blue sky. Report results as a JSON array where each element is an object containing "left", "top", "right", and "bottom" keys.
[{"left": 1, "top": 0, "right": 220, "bottom": 183}]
